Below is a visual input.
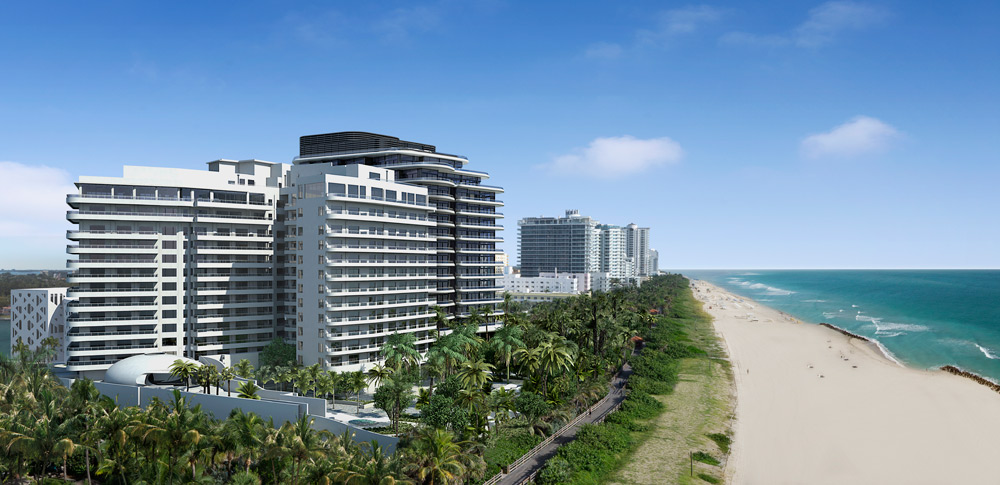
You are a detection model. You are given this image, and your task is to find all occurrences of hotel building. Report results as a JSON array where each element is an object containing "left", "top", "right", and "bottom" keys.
[
  {"left": 54, "top": 131, "right": 503, "bottom": 376},
  {"left": 64, "top": 160, "right": 288, "bottom": 377}
]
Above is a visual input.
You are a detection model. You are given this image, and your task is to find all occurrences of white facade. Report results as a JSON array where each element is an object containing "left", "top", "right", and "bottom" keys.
[
  {"left": 503, "top": 272, "right": 579, "bottom": 294},
  {"left": 10, "top": 288, "right": 69, "bottom": 361},
  {"left": 625, "top": 224, "right": 651, "bottom": 276},
  {"left": 65, "top": 160, "right": 289, "bottom": 377},
  {"left": 282, "top": 164, "right": 437, "bottom": 372},
  {"left": 648, "top": 249, "right": 659, "bottom": 275}
]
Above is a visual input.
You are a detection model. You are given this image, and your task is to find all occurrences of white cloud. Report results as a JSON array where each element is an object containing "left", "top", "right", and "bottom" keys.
[
  {"left": 547, "top": 136, "right": 684, "bottom": 177},
  {"left": 585, "top": 5, "right": 724, "bottom": 57},
  {"left": 722, "top": 1, "right": 888, "bottom": 48},
  {"left": 637, "top": 5, "right": 726, "bottom": 46},
  {"left": 794, "top": 1, "right": 888, "bottom": 47},
  {"left": 0, "top": 162, "right": 75, "bottom": 236},
  {"left": 801, "top": 116, "right": 900, "bottom": 158},
  {"left": 377, "top": 6, "right": 442, "bottom": 43}
]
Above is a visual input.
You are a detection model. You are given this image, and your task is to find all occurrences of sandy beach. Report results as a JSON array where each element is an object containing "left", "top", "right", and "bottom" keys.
[{"left": 693, "top": 280, "right": 1000, "bottom": 484}]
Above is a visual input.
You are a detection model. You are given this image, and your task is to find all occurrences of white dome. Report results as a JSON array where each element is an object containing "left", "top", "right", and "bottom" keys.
[{"left": 103, "top": 354, "right": 201, "bottom": 386}]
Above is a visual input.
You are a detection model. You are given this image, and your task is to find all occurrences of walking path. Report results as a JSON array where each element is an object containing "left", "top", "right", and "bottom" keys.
[{"left": 494, "top": 355, "right": 635, "bottom": 485}]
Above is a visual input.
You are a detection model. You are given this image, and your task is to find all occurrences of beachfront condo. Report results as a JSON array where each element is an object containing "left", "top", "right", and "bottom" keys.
[
  {"left": 54, "top": 131, "right": 504, "bottom": 378},
  {"left": 64, "top": 160, "right": 289, "bottom": 378}
]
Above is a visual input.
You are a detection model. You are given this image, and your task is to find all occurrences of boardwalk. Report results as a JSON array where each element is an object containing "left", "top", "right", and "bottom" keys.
[{"left": 495, "top": 357, "right": 635, "bottom": 485}]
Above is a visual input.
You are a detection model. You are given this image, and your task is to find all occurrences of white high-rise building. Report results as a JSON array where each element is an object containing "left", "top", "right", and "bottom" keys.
[
  {"left": 597, "top": 224, "right": 633, "bottom": 279},
  {"left": 10, "top": 288, "right": 69, "bottom": 361},
  {"left": 282, "top": 164, "right": 438, "bottom": 371},
  {"left": 65, "top": 160, "right": 289, "bottom": 378},
  {"left": 294, "top": 132, "right": 505, "bottom": 334},
  {"left": 625, "top": 223, "right": 651, "bottom": 276},
  {"left": 648, "top": 249, "right": 659, "bottom": 275},
  {"left": 518, "top": 210, "right": 600, "bottom": 277},
  {"left": 49, "top": 131, "right": 502, "bottom": 377}
]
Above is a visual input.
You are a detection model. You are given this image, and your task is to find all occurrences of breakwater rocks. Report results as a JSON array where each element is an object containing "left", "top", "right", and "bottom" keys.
[
  {"left": 939, "top": 366, "right": 1000, "bottom": 394},
  {"left": 818, "top": 323, "right": 871, "bottom": 342}
]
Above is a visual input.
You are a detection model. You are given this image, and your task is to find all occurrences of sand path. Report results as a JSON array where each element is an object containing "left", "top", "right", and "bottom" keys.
[{"left": 693, "top": 280, "right": 1000, "bottom": 484}]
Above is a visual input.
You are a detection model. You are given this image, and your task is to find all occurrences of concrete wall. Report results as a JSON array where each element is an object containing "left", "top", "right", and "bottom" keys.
[
  {"left": 140, "top": 387, "right": 305, "bottom": 425},
  {"left": 311, "top": 416, "right": 399, "bottom": 454},
  {"left": 93, "top": 381, "right": 141, "bottom": 407},
  {"left": 256, "top": 389, "right": 328, "bottom": 417}
]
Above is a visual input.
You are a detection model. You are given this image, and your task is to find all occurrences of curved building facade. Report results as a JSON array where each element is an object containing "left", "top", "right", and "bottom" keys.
[{"left": 295, "top": 133, "right": 505, "bottom": 333}]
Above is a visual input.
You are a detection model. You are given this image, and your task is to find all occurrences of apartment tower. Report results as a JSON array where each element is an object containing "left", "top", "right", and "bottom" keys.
[{"left": 64, "top": 161, "right": 288, "bottom": 377}]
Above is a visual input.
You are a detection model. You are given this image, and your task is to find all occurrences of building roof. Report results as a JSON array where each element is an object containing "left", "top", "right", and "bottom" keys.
[{"left": 103, "top": 354, "right": 200, "bottom": 386}]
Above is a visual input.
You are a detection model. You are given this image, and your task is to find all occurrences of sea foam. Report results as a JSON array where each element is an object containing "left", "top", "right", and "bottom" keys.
[{"left": 976, "top": 344, "right": 1000, "bottom": 360}]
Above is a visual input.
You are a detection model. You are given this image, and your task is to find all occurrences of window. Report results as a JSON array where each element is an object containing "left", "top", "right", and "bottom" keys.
[
  {"left": 298, "top": 327, "right": 303, "bottom": 336},
  {"left": 318, "top": 225, "right": 323, "bottom": 235},
  {"left": 318, "top": 206, "right": 324, "bottom": 216},
  {"left": 298, "top": 284, "right": 303, "bottom": 293},
  {"left": 298, "top": 241, "right": 303, "bottom": 250},
  {"left": 369, "top": 172, "right": 381, "bottom": 180},
  {"left": 386, "top": 190, "right": 397, "bottom": 201},
  {"left": 298, "top": 269, "right": 303, "bottom": 279},
  {"left": 318, "top": 241, "right": 323, "bottom": 250},
  {"left": 163, "top": 254, "right": 177, "bottom": 263},
  {"left": 298, "top": 298, "right": 303, "bottom": 307},
  {"left": 163, "top": 240, "right": 176, "bottom": 249},
  {"left": 318, "top": 255, "right": 323, "bottom": 264},
  {"left": 372, "top": 187, "right": 383, "bottom": 199},
  {"left": 329, "top": 183, "right": 346, "bottom": 195},
  {"left": 298, "top": 255, "right": 303, "bottom": 264},
  {"left": 318, "top": 284, "right": 323, "bottom": 293}
]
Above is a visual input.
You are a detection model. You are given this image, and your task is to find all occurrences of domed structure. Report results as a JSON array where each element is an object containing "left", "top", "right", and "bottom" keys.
[{"left": 103, "top": 354, "right": 201, "bottom": 386}]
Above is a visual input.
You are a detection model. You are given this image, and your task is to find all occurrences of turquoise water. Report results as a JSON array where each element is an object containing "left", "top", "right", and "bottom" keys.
[{"left": 683, "top": 270, "right": 1000, "bottom": 381}]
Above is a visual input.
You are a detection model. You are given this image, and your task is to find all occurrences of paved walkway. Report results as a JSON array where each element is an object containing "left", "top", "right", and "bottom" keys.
[{"left": 496, "top": 355, "right": 636, "bottom": 485}]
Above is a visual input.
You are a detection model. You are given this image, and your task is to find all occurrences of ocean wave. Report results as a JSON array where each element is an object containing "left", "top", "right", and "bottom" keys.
[
  {"left": 821, "top": 312, "right": 839, "bottom": 320},
  {"left": 879, "top": 332, "right": 903, "bottom": 338},
  {"left": 976, "top": 344, "right": 1000, "bottom": 360},
  {"left": 802, "top": 299, "right": 827, "bottom": 303},
  {"left": 852, "top": 304, "right": 859, "bottom": 308},
  {"left": 874, "top": 322, "right": 930, "bottom": 334}
]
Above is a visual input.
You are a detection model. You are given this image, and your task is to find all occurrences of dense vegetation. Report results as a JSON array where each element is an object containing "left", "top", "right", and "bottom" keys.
[
  {"left": 1, "top": 272, "right": 69, "bottom": 308},
  {"left": 534, "top": 275, "right": 713, "bottom": 484},
  {"left": 0, "top": 274, "right": 696, "bottom": 483}
]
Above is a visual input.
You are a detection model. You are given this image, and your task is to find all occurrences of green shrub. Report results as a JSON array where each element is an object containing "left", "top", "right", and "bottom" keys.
[
  {"left": 692, "top": 451, "right": 720, "bottom": 466},
  {"left": 536, "top": 457, "right": 573, "bottom": 485},
  {"left": 707, "top": 433, "right": 731, "bottom": 454},
  {"left": 698, "top": 472, "right": 721, "bottom": 484}
]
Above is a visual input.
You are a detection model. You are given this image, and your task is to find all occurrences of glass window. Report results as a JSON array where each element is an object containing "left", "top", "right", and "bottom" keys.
[
  {"left": 386, "top": 190, "right": 397, "bottom": 201},
  {"left": 372, "top": 187, "right": 384, "bottom": 199},
  {"left": 369, "top": 172, "right": 381, "bottom": 180},
  {"left": 329, "top": 183, "right": 346, "bottom": 195}
]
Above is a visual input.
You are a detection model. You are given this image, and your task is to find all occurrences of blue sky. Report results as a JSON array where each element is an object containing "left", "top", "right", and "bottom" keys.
[{"left": 1, "top": 1, "right": 997, "bottom": 269}]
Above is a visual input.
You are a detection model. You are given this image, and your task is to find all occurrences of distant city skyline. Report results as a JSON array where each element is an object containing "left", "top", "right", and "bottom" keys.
[{"left": 1, "top": 1, "right": 997, "bottom": 269}]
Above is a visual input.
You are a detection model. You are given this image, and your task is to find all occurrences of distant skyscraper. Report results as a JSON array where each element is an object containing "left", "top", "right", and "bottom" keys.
[
  {"left": 625, "top": 223, "right": 651, "bottom": 276},
  {"left": 518, "top": 210, "right": 599, "bottom": 277},
  {"left": 648, "top": 249, "right": 659, "bottom": 275}
]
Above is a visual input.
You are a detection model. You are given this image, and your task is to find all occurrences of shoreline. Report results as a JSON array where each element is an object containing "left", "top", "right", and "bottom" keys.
[
  {"left": 693, "top": 278, "right": 1000, "bottom": 395},
  {"left": 692, "top": 279, "right": 1000, "bottom": 484}
]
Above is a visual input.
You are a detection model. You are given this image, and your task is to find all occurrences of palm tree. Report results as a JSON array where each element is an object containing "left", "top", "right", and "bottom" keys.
[
  {"left": 170, "top": 359, "right": 198, "bottom": 390},
  {"left": 381, "top": 332, "right": 421, "bottom": 374},
  {"left": 536, "top": 336, "right": 576, "bottom": 398},
  {"left": 403, "top": 427, "right": 466, "bottom": 485},
  {"left": 234, "top": 358, "right": 256, "bottom": 380},
  {"left": 456, "top": 359, "right": 494, "bottom": 391},
  {"left": 349, "top": 371, "right": 368, "bottom": 413},
  {"left": 224, "top": 409, "right": 265, "bottom": 472},
  {"left": 221, "top": 366, "right": 237, "bottom": 397},
  {"left": 339, "top": 441, "right": 404, "bottom": 485},
  {"left": 53, "top": 437, "right": 77, "bottom": 480},
  {"left": 488, "top": 387, "right": 516, "bottom": 427},
  {"left": 283, "top": 415, "right": 331, "bottom": 485},
  {"left": 366, "top": 364, "right": 393, "bottom": 389},
  {"left": 489, "top": 324, "right": 525, "bottom": 381},
  {"left": 237, "top": 381, "right": 261, "bottom": 400},
  {"left": 457, "top": 388, "right": 488, "bottom": 435}
]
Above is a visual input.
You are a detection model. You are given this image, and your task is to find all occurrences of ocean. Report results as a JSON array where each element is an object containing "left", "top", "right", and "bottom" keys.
[{"left": 683, "top": 270, "right": 1000, "bottom": 382}]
